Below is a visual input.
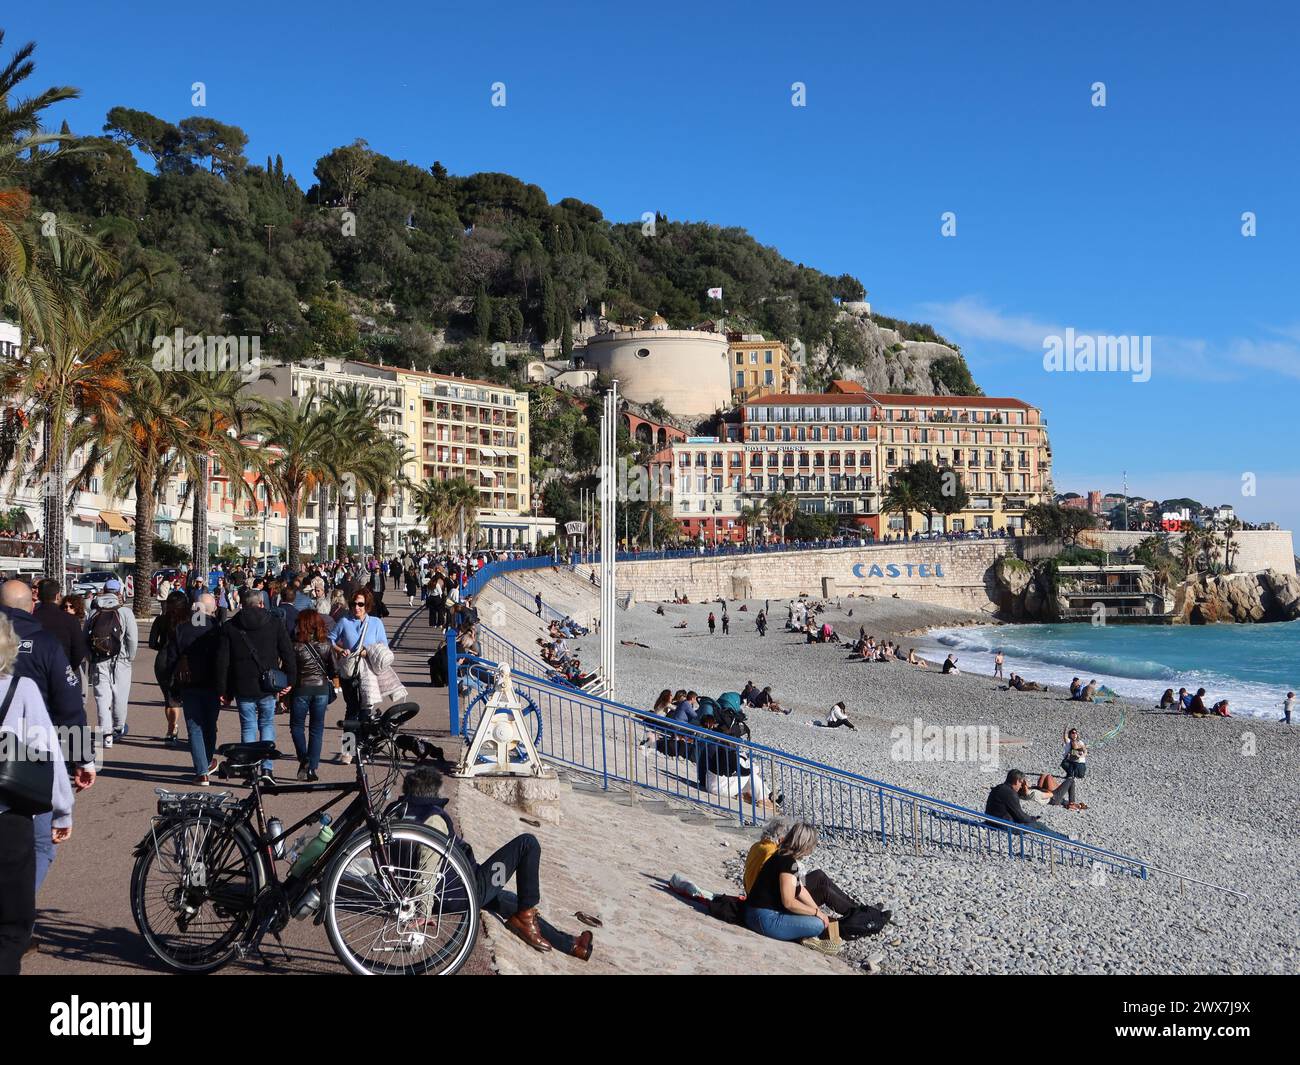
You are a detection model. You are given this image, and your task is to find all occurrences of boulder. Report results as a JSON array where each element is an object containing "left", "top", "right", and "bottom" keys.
[
  {"left": 1259, "top": 569, "right": 1300, "bottom": 620},
  {"left": 994, "top": 556, "right": 1032, "bottom": 597}
]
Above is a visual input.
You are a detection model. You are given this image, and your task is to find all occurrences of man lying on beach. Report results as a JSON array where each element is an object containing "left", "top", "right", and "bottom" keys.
[
  {"left": 1023, "top": 772, "right": 1087, "bottom": 810},
  {"left": 1007, "top": 673, "right": 1048, "bottom": 692}
]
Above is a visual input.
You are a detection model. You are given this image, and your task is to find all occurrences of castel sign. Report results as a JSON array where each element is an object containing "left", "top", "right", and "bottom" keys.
[{"left": 851, "top": 561, "right": 945, "bottom": 579}]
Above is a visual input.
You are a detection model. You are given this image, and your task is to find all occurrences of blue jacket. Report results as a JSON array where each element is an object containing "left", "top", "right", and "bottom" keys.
[{"left": 0, "top": 605, "right": 88, "bottom": 766}]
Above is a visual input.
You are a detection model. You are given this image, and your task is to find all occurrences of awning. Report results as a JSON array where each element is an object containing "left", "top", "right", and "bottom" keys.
[
  {"left": 479, "top": 447, "right": 498, "bottom": 458},
  {"left": 99, "top": 511, "right": 132, "bottom": 532}
]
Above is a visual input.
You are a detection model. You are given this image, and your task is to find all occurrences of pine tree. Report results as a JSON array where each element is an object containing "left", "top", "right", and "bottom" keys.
[{"left": 561, "top": 317, "right": 573, "bottom": 357}]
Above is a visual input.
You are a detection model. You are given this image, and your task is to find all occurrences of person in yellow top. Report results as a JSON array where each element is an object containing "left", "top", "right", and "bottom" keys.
[{"left": 743, "top": 818, "right": 888, "bottom": 934}]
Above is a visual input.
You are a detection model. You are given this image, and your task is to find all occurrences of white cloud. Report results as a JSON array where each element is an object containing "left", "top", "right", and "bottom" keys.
[{"left": 916, "top": 296, "right": 1294, "bottom": 384}]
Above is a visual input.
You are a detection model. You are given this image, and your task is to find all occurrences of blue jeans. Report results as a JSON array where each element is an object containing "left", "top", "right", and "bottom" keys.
[
  {"left": 182, "top": 689, "right": 221, "bottom": 778},
  {"left": 33, "top": 811, "right": 54, "bottom": 892},
  {"left": 744, "top": 906, "right": 824, "bottom": 942},
  {"left": 290, "top": 690, "right": 329, "bottom": 772},
  {"left": 237, "top": 695, "right": 277, "bottom": 773}
]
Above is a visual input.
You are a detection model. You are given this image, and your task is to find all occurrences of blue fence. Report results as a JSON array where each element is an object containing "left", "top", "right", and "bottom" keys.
[{"left": 451, "top": 626, "right": 1150, "bottom": 882}]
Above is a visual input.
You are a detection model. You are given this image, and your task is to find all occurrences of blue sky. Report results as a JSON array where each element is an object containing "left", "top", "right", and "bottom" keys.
[{"left": 11, "top": 1, "right": 1300, "bottom": 528}]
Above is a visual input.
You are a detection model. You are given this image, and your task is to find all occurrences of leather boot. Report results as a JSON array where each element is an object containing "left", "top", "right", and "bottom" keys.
[
  {"left": 505, "top": 907, "right": 551, "bottom": 952},
  {"left": 570, "top": 930, "right": 593, "bottom": 961}
]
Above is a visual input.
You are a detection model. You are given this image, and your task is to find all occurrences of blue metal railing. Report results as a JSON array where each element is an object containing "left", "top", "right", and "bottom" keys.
[
  {"left": 495, "top": 573, "right": 567, "bottom": 624},
  {"left": 452, "top": 626, "right": 1151, "bottom": 881}
]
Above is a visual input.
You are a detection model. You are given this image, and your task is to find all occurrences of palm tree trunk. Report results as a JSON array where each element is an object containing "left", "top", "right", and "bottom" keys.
[
  {"left": 335, "top": 485, "right": 347, "bottom": 560},
  {"left": 287, "top": 490, "right": 301, "bottom": 570},
  {"left": 374, "top": 490, "right": 386, "bottom": 560},
  {"left": 41, "top": 412, "right": 68, "bottom": 588},
  {"left": 317, "top": 483, "right": 329, "bottom": 563},
  {"left": 191, "top": 454, "right": 210, "bottom": 579},
  {"left": 133, "top": 472, "right": 156, "bottom": 617}
]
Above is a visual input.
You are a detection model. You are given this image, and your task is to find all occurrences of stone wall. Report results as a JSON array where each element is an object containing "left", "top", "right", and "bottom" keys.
[
  {"left": 616, "top": 541, "right": 1011, "bottom": 611},
  {"left": 1080, "top": 530, "right": 1296, "bottom": 575}
]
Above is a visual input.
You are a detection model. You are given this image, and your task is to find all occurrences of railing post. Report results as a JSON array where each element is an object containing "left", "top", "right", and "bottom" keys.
[
  {"left": 446, "top": 628, "right": 459, "bottom": 736},
  {"left": 600, "top": 704, "right": 609, "bottom": 790},
  {"left": 878, "top": 789, "right": 887, "bottom": 845}
]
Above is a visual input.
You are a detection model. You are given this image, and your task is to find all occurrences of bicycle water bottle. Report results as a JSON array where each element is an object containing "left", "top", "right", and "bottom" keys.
[
  {"left": 267, "top": 817, "right": 285, "bottom": 859},
  {"left": 289, "top": 814, "right": 334, "bottom": 879}
]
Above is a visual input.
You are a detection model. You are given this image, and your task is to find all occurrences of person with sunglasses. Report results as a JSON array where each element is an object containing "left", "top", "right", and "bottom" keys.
[{"left": 328, "top": 587, "right": 389, "bottom": 722}]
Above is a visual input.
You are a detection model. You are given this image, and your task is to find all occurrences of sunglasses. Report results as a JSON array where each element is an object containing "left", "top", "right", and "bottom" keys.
[{"left": 352, "top": 601, "right": 367, "bottom": 608}]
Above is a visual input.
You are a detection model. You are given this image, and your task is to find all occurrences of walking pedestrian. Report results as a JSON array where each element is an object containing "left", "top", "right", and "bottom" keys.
[
  {"left": 172, "top": 593, "right": 223, "bottom": 785},
  {"left": 149, "top": 590, "right": 191, "bottom": 745},
  {"left": 707, "top": 611, "right": 716, "bottom": 635},
  {"left": 291, "top": 610, "right": 337, "bottom": 781},
  {"left": 1283, "top": 691, "right": 1294, "bottom": 725},
  {"left": 215, "top": 592, "right": 296, "bottom": 781},
  {"left": 756, "top": 610, "right": 767, "bottom": 637},
  {"left": 85, "top": 579, "right": 138, "bottom": 748},
  {"left": 0, "top": 615, "right": 74, "bottom": 974},
  {"left": 721, "top": 611, "right": 730, "bottom": 635}
]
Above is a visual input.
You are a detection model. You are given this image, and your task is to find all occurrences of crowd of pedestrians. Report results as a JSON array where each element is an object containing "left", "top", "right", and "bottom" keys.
[{"left": 0, "top": 546, "right": 524, "bottom": 973}]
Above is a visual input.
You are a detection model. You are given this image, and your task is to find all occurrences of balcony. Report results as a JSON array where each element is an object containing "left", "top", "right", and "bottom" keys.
[{"left": 0, "top": 538, "right": 42, "bottom": 558}]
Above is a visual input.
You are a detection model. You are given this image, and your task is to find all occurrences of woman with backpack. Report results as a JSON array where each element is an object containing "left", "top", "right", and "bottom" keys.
[
  {"left": 290, "top": 611, "right": 338, "bottom": 782},
  {"left": 149, "top": 591, "right": 191, "bottom": 745}
]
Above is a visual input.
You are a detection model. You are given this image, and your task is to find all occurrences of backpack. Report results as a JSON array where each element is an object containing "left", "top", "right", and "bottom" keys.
[
  {"left": 706, "top": 894, "right": 746, "bottom": 925},
  {"left": 838, "top": 905, "right": 890, "bottom": 939},
  {"left": 90, "top": 607, "right": 123, "bottom": 662}
]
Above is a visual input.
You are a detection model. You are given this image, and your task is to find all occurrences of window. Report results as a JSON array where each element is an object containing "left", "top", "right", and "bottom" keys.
[
  {"left": 750, "top": 352, "right": 758, "bottom": 364},
  {"left": 764, "top": 369, "right": 774, "bottom": 385},
  {"left": 735, "top": 353, "right": 744, "bottom": 365},
  {"left": 764, "top": 350, "right": 773, "bottom": 363},
  {"left": 636, "top": 348, "right": 650, "bottom": 359},
  {"left": 736, "top": 371, "right": 745, "bottom": 387}
]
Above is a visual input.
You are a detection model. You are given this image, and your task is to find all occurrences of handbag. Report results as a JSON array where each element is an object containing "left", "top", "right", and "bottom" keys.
[
  {"left": 335, "top": 618, "right": 372, "bottom": 680},
  {"left": 0, "top": 676, "right": 55, "bottom": 816},
  {"left": 305, "top": 642, "right": 339, "bottom": 705},
  {"left": 232, "top": 626, "right": 289, "bottom": 695}
]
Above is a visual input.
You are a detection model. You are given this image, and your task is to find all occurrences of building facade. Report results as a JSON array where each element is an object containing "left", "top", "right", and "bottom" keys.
[
  {"left": 578, "top": 315, "right": 732, "bottom": 416},
  {"left": 729, "top": 335, "right": 798, "bottom": 403}
]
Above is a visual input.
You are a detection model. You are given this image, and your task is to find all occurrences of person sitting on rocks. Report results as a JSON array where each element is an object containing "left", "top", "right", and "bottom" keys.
[
  {"left": 984, "top": 769, "right": 1071, "bottom": 841},
  {"left": 1069, "top": 677, "right": 1084, "bottom": 699},
  {"left": 942, "top": 654, "right": 960, "bottom": 675},
  {"left": 906, "top": 649, "right": 929, "bottom": 669},
  {"left": 749, "top": 685, "right": 788, "bottom": 715},
  {"left": 811, "top": 700, "right": 856, "bottom": 729},
  {"left": 695, "top": 715, "right": 777, "bottom": 813},
  {"left": 743, "top": 818, "right": 888, "bottom": 940},
  {"left": 1156, "top": 688, "right": 1177, "bottom": 710},
  {"left": 1008, "top": 672, "right": 1048, "bottom": 692},
  {"left": 391, "top": 766, "right": 593, "bottom": 961},
  {"left": 742, "top": 822, "right": 841, "bottom": 953},
  {"left": 1210, "top": 698, "right": 1232, "bottom": 717}
]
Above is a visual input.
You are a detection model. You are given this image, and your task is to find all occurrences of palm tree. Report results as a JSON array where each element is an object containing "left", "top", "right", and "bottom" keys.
[
  {"left": 0, "top": 250, "right": 161, "bottom": 587},
  {"left": 320, "top": 385, "right": 395, "bottom": 559},
  {"left": 0, "top": 30, "right": 90, "bottom": 330},
  {"left": 251, "top": 394, "right": 336, "bottom": 570},
  {"left": 881, "top": 477, "right": 921, "bottom": 539},
  {"left": 83, "top": 347, "right": 252, "bottom": 616},
  {"left": 183, "top": 369, "right": 265, "bottom": 580},
  {"left": 444, "top": 476, "right": 481, "bottom": 552},
  {"left": 765, "top": 492, "right": 796, "bottom": 543},
  {"left": 738, "top": 503, "right": 765, "bottom": 544},
  {"left": 362, "top": 436, "right": 414, "bottom": 560},
  {"left": 412, "top": 479, "right": 453, "bottom": 547}
]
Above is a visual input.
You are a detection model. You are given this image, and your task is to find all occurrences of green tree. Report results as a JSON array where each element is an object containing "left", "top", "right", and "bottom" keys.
[
  {"left": 765, "top": 492, "right": 796, "bottom": 542},
  {"left": 251, "top": 393, "right": 336, "bottom": 569},
  {"left": 473, "top": 282, "right": 491, "bottom": 340}
]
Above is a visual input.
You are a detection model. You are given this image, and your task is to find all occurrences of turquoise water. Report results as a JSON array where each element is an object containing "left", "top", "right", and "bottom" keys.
[{"left": 916, "top": 621, "right": 1300, "bottom": 720}]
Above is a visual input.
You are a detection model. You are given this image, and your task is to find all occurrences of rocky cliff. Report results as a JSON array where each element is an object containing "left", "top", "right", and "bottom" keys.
[
  {"left": 800, "top": 304, "right": 974, "bottom": 395},
  {"left": 1176, "top": 570, "right": 1300, "bottom": 624}
]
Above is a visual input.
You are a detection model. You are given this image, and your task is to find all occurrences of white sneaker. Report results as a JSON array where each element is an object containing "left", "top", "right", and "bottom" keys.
[{"left": 103, "top": 734, "right": 113, "bottom": 749}]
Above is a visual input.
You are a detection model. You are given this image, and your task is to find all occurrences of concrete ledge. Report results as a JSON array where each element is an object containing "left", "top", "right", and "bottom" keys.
[{"left": 471, "top": 769, "right": 564, "bottom": 824}]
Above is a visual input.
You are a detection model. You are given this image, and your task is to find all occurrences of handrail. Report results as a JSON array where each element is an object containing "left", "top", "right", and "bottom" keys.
[{"left": 464, "top": 557, "right": 1250, "bottom": 898}]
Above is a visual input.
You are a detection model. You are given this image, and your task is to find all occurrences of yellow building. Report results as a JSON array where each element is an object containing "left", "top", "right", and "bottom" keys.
[
  {"left": 729, "top": 336, "right": 798, "bottom": 403},
  {"left": 388, "top": 367, "right": 553, "bottom": 548}
]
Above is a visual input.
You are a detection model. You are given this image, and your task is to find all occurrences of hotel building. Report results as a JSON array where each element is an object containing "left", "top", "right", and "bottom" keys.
[{"left": 729, "top": 335, "right": 799, "bottom": 403}]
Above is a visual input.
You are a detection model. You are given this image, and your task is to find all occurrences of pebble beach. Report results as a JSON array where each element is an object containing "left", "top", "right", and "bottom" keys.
[{"left": 500, "top": 571, "right": 1300, "bottom": 975}]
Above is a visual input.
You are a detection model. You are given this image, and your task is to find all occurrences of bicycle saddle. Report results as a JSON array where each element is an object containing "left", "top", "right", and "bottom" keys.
[{"left": 216, "top": 740, "right": 281, "bottom": 767}]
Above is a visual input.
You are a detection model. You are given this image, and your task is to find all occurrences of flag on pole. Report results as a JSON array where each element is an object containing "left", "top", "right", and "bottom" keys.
[{"left": 706, "top": 287, "right": 723, "bottom": 299}]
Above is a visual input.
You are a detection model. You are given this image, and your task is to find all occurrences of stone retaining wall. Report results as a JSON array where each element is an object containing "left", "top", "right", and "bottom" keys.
[{"left": 616, "top": 541, "right": 1011, "bottom": 611}]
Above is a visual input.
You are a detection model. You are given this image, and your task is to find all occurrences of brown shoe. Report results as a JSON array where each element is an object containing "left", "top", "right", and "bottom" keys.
[
  {"left": 570, "top": 930, "right": 593, "bottom": 961},
  {"left": 505, "top": 907, "right": 551, "bottom": 952}
]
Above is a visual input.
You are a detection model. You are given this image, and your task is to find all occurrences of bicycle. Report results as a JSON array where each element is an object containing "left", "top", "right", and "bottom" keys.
[{"left": 129, "top": 702, "right": 480, "bottom": 975}]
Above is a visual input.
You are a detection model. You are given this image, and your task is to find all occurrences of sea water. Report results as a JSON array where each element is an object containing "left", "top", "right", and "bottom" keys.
[{"left": 915, "top": 620, "right": 1300, "bottom": 720}]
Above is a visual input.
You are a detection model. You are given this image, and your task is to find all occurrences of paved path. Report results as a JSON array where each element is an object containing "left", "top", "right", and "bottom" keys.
[{"left": 25, "top": 599, "right": 495, "bottom": 976}]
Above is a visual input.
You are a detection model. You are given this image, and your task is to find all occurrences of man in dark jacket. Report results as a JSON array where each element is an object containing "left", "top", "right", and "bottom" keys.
[
  {"left": 173, "top": 593, "right": 225, "bottom": 783},
  {"left": 985, "top": 770, "right": 1069, "bottom": 840},
  {"left": 215, "top": 595, "right": 296, "bottom": 779},
  {"left": 32, "top": 578, "right": 88, "bottom": 673},
  {"left": 0, "top": 580, "right": 93, "bottom": 898}
]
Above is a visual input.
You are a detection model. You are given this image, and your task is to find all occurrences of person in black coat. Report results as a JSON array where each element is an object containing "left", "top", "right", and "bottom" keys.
[
  {"left": 215, "top": 596, "right": 296, "bottom": 778},
  {"left": 985, "top": 770, "right": 1069, "bottom": 840},
  {"left": 32, "top": 578, "right": 88, "bottom": 673}
]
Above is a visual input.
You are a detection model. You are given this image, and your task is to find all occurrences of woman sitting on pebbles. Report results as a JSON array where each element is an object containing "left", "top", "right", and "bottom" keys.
[
  {"left": 743, "top": 822, "right": 841, "bottom": 954},
  {"left": 906, "top": 649, "right": 928, "bottom": 668}
]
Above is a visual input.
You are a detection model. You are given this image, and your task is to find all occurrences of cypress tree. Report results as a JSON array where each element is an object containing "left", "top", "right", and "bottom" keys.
[
  {"left": 539, "top": 275, "right": 560, "bottom": 342},
  {"left": 561, "top": 317, "right": 573, "bottom": 358},
  {"left": 473, "top": 284, "right": 492, "bottom": 340}
]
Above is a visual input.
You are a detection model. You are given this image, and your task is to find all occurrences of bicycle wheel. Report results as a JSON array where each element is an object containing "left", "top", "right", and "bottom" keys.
[
  {"left": 323, "top": 824, "right": 479, "bottom": 976},
  {"left": 130, "top": 817, "right": 266, "bottom": 973}
]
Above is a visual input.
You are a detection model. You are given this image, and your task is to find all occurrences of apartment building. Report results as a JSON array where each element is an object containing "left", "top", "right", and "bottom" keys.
[
  {"left": 666, "top": 436, "right": 748, "bottom": 543},
  {"left": 729, "top": 335, "right": 798, "bottom": 403}
]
